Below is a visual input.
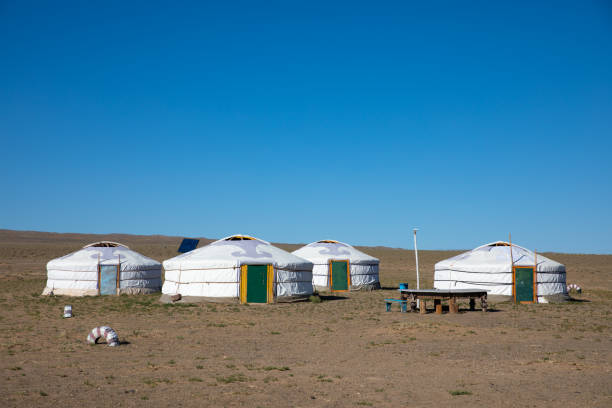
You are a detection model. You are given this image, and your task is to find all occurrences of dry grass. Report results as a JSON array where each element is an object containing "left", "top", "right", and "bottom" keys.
[{"left": 0, "top": 229, "right": 611, "bottom": 407}]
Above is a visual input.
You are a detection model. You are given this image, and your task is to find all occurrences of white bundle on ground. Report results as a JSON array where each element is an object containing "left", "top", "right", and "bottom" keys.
[
  {"left": 63, "top": 305, "right": 73, "bottom": 318},
  {"left": 87, "top": 326, "right": 119, "bottom": 347}
]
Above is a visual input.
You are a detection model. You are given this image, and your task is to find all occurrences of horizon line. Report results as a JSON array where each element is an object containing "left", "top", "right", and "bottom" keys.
[{"left": 1, "top": 228, "right": 610, "bottom": 256}]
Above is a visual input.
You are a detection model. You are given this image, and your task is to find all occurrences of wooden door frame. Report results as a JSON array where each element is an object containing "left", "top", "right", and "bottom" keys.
[
  {"left": 240, "top": 264, "right": 274, "bottom": 304},
  {"left": 329, "top": 259, "right": 350, "bottom": 292},
  {"left": 97, "top": 264, "right": 120, "bottom": 295},
  {"left": 512, "top": 265, "right": 538, "bottom": 304}
]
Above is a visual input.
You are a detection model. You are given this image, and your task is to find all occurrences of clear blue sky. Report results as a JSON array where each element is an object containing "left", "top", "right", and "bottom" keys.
[{"left": 1, "top": 1, "right": 611, "bottom": 253}]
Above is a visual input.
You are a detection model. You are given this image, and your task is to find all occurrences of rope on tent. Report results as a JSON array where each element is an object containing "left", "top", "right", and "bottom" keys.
[{"left": 87, "top": 326, "right": 119, "bottom": 347}]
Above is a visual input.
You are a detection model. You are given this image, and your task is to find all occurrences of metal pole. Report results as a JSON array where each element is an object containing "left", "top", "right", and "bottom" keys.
[
  {"left": 413, "top": 228, "right": 420, "bottom": 310},
  {"left": 509, "top": 232, "right": 515, "bottom": 302},
  {"left": 413, "top": 229, "right": 420, "bottom": 289}
]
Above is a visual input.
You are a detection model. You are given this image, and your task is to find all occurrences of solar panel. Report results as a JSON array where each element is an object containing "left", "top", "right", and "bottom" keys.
[{"left": 177, "top": 238, "right": 199, "bottom": 253}]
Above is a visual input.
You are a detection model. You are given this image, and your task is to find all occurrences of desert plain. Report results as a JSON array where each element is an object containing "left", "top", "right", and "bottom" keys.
[{"left": 0, "top": 229, "right": 610, "bottom": 407}]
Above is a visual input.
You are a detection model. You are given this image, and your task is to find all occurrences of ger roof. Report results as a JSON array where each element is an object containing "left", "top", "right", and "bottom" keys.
[
  {"left": 292, "top": 240, "right": 379, "bottom": 265},
  {"left": 47, "top": 242, "right": 161, "bottom": 272},
  {"left": 435, "top": 241, "right": 565, "bottom": 272},
  {"left": 163, "top": 235, "right": 313, "bottom": 270}
]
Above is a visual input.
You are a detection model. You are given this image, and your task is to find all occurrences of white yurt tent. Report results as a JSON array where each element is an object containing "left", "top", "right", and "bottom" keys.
[
  {"left": 292, "top": 240, "right": 380, "bottom": 292},
  {"left": 161, "top": 235, "right": 314, "bottom": 303},
  {"left": 434, "top": 241, "right": 567, "bottom": 303},
  {"left": 42, "top": 241, "right": 162, "bottom": 296}
]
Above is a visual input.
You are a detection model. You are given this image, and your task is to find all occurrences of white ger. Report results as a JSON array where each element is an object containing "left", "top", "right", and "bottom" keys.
[
  {"left": 43, "top": 241, "right": 162, "bottom": 296},
  {"left": 161, "top": 235, "right": 314, "bottom": 303},
  {"left": 433, "top": 241, "right": 567, "bottom": 303},
  {"left": 292, "top": 240, "right": 380, "bottom": 292}
]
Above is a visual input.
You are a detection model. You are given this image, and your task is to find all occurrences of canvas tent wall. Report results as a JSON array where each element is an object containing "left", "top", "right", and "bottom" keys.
[
  {"left": 292, "top": 240, "right": 380, "bottom": 291},
  {"left": 42, "top": 241, "right": 162, "bottom": 296},
  {"left": 161, "top": 235, "right": 314, "bottom": 303},
  {"left": 433, "top": 241, "right": 567, "bottom": 303}
]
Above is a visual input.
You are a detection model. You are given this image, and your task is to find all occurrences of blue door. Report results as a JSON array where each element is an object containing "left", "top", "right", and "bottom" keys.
[{"left": 100, "top": 265, "right": 118, "bottom": 295}]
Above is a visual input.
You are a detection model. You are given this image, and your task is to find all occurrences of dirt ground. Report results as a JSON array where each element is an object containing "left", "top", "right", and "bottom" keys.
[{"left": 0, "top": 229, "right": 610, "bottom": 407}]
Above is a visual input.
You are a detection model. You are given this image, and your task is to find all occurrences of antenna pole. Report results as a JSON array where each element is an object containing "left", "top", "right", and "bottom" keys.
[
  {"left": 509, "top": 232, "right": 513, "bottom": 267},
  {"left": 413, "top": 229, "right": 420, "bottom": 290},
  {"left": 534, "top": 249, "right": 538, "bottom": 304},
  {"left": 509, "top": 232, "right": 515, "bottom": 302}
]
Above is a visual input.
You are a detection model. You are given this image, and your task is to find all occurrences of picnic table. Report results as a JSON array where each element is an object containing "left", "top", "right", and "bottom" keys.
[{"left": 398, "top": 289, "right": 488, "bottom": 314}]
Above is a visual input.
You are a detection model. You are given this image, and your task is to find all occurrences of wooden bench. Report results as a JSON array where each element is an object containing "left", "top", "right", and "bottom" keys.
[{"left": 385, "top": 298, "right": 408, "bottom": 312}]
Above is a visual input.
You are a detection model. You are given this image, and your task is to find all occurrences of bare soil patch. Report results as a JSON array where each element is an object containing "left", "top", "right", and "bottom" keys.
[{"left": 1, "top": 230, "right": 610, "bottom": 407}]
